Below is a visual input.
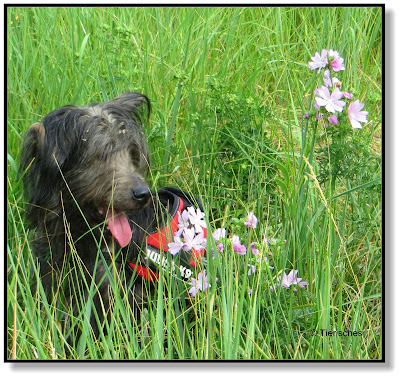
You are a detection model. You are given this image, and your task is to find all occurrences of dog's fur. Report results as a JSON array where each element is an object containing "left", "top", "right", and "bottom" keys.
[{"left": 21, "top": 92, "right": 163, "bottom": 335}]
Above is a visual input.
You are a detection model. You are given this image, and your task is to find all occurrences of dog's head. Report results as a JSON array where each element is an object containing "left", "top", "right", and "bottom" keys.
[{"left": 21, "top": 92, "right": 152, "bottom": 248}]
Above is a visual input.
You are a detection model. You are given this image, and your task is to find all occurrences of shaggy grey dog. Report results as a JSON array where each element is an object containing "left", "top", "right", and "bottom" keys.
[{"left": 21, "top": 92, "right": 161, "bottom": 336}]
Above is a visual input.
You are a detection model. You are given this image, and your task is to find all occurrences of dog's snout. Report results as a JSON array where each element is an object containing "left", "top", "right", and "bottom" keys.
[{"left": 132, "top": 185, "right": 151, "bottom": 203}]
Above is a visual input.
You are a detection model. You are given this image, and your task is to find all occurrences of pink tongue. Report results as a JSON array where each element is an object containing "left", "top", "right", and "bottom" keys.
[{"left": 106, "top": 209, "right": 132, "bottom": 248}]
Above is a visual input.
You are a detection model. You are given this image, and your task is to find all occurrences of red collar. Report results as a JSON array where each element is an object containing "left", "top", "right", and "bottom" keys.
[{"left": 127, "top": 262, "right": 159, "bottom": 282}]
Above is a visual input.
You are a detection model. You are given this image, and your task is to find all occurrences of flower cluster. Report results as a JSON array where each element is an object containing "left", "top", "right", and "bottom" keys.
[
  {"left": 167, "top": 207, "right": 308, "bottom": 297},
  {"left": 307, "top": 49, "right": 368, "bottom": 129},
  {"left": 308, "top": 48, "right": 345, "bottom": 73},
  {"left": 207, "top": 211, "right": 258, "bottom": 257},
  {"left": 167, "top": 206, "right": 212, "bottom": 298},
  {"left": 167, "top": 207, "right": 207, "bottom": 256}
]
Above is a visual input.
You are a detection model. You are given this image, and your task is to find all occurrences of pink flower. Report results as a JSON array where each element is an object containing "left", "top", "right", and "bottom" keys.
[
  {"left": 232, "top": 235, "right": 246, "bottom": 255},
  {"left": 182, "top": 227, "right": 206, "bottom": 251},
  {"left": 244, "top": 212, "right": 258, "bottom": 229},
  {"left": 315, "top": 86, "right": 346, "bottom": 113},
  {"left": 328, "top": 50, "right": 345, "bottom": 72},
  {"left": 343, "top": 92, "right": 354, "bottom": 99},
  {"left": 271, "top": 270, "right": 308, "bottom": 292},
  {"left": 167, "top": 236, "right": 185, "bottom": 256},
  {"left": 308, "top": 49, "right": 328, "bottom": 73},
  {"left": 348, "top": 100, "right": 368, "bottom": 129},
  {"left": 212, "top": 228, "right": 226, "bottom": 253},
  {"left": 327, "top": 114, "right": 338, "bottom": 125},
  {"left": 188, "top": 270, "right": 211, "bottom": 297},
  {"left": 248, "top": 264, "right": 256, "bottom": 276},
  {"left": 216, "top": 243, "right": 224, "bottom": 252},
  {"left": 212, "top": 228, "right": 226, "bottom": 242},
  {"left": 177, "top": 210, "right": 190, "bottom": 235},
  {"left": 279, "top": 270, "right": 308, "bottom": 291},
  {"left": 187, "top": 206, "right": 207, "bottom": 233},
  {"left": 250, "top": 242, "right": 260, "bottom": 256}
]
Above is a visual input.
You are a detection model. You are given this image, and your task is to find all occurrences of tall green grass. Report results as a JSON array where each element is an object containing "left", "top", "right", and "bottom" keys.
[{"left": 7, "top": 6, "right": 382, "bottom": 359}]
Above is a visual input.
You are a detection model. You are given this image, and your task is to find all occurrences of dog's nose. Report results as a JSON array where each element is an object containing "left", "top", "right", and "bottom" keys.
[{"left": 132, "top": 185, "right": 151, "bottom": 203}]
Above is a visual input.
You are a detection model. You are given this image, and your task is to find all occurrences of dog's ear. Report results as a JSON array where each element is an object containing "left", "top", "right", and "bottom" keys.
[
  {"left": 20, "top": 122, "right": 49, "bottom": 209},
  {"left": 110, "top": 92, "right": 151, "bottom": 120},
  {"left": 20, "top": 121, "right": 63, "bottom": 224},
  {"left": 112, "top": 91, "right": 150, "bottom": 110},
  {"left": 20, "top": 122, "right": 46, "bottom": 173}
]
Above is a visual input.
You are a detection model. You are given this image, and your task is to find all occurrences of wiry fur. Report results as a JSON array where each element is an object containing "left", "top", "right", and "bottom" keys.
[{"left": 21, "top": 92, "right": 162, "bottom": 336}]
